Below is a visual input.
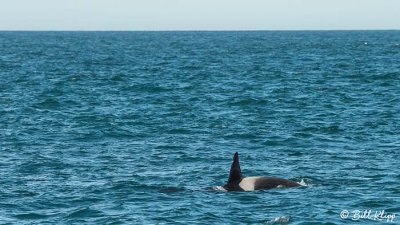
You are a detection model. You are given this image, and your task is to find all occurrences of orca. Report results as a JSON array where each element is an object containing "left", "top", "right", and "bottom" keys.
[{"left": 222, "top": 152, "right": 300, "bottom": 191}]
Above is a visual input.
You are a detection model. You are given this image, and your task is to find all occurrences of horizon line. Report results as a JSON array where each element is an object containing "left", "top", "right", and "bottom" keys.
[{"left": 0, "top": 28, "right": 399, "bottom": 32}]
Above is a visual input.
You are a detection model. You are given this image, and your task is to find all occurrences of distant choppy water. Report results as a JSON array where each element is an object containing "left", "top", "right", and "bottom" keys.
[{"left": 1, "top": 31, "right": 399, "bottom": 224}]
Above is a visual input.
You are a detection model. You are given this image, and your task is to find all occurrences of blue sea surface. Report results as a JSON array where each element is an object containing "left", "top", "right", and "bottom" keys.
[{"left": 0, "top": 31, "right": 399, "bottom": 224}]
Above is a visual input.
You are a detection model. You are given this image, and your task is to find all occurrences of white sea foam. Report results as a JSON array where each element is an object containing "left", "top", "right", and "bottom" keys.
[
  {"left": 265, "top": 216, "right": 290, "bottom": 224},
  {"left": 212, "top": 186, "right": 227, "bottom": 191},
  {"left": 297, "top": 178, "right": 310, "bottom": 187}
]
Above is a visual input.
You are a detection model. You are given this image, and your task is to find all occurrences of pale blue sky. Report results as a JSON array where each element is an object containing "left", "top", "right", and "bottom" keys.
[{"left": 0, "top": 0, "right": 399, "bottom": 30}]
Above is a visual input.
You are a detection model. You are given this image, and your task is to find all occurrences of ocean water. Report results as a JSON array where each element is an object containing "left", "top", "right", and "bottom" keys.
[{"left": 0, "top": 31, "right": 399, "bottom": 224}]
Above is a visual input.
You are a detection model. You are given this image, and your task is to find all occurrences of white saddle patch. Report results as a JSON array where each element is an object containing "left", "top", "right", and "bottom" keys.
[{"left": 238, "top": 177, "right": 262, "bottom": 191}]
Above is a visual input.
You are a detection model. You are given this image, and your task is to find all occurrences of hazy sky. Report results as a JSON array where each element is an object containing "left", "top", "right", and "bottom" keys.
[{"left": 0, "top": 0, "right": 399, "bottom": 30}]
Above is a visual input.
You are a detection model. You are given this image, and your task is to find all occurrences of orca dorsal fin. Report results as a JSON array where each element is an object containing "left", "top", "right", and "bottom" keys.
[{"left": 227, "top": 152, "right": 243, "bottom": 184}]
